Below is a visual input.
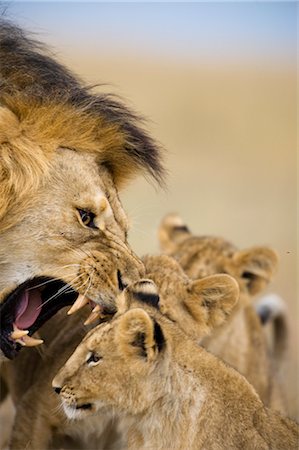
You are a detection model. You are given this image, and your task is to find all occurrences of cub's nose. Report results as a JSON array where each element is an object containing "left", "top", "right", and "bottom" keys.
[{"left": 53, "top": 386, "right": 62, "bottom": 395}]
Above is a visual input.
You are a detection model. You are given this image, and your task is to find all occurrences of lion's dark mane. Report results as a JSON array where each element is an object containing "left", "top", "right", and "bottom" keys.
[{"left": 0, "top": 20, "right": 165, "bottom": 187}]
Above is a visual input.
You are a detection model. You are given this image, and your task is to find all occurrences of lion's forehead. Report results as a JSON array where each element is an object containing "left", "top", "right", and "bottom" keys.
[
  {"left": 53, "top": 149, "right": 129, "bottom": 234},
  {"left": 86, "top": 322, "right": 115, "bottom": 348}
]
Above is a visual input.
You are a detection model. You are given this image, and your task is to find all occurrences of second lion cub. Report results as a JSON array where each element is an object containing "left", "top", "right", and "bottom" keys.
[{"left": 158, "top": 213, "right": 287, "bottom": 413}]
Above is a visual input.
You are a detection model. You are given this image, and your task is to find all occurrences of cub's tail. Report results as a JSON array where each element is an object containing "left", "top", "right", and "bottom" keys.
[{"left": 255, "top": 293, "right": 289, "bottom": 374}]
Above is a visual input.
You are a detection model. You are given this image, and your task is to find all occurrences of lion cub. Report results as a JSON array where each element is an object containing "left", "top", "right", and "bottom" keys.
[
  {"left": 4, "top": 307, "right": 124, "bottom": 450},
  {"left": 53, "top": 280, "right": 299, "bottom": 450},
  {"left": 5, "top": 258, "right": 238, "bottom": 449},
  {"left": 158, "top": 213, "right": 286, "bottom": 413}
]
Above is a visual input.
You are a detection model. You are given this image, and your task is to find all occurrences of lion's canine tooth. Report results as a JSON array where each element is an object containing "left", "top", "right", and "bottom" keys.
[
  {"left": 16, "top": 335, "right": 43, "bottom": 347},
  {"left": 92, "top": 305, "right": 101, "bottom": 313},
  {"left": 67, "top": 294, "right": 89, "bottom": 315},
  {"left": 22, "top": 335, "right": 44, "bottom": 347},
  {"left": 11, "top": 328, "right": 29, "bottom": 340},
  {"left": 84, "top": 307, "right": 101, "bottom": 326},
  {"left": 83, "top": 312, "right": 100, "bottom": 325}
]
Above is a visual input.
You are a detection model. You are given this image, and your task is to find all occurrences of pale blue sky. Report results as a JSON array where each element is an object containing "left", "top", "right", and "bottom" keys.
[{"left": 4, "top": 2, "right": 297, "bottom": 66}]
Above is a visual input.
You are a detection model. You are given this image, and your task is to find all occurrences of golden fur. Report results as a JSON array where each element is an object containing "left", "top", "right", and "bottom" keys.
[
  {"left": 157, "top": 213, "right": 287, "bottom": 413},
  {"left": 0, "top": 22, "right": 164, "bottom": 231},
  {"left": 6, "top": 214, "right": 286, "bottom": 447},
  {"left": 0, "top": 149, "right": 145, "bottom": 360},
  {"left": 53, "top": 280, "right": 299, "bottom": 450},
  {"left": 0, "top": 21, "right": 164, "bottom": 360},
  {"left": 143, "top": 254, "right": 239, "bottom": 341},
  {"left": 4, "top": 257, "right": 238, "bottom": 449},
  {"left": 3, "top": 308, "right": 123, "bottom": 450},
  {"left": 5, "top": 256, "right": 296, "bottom": 448}
]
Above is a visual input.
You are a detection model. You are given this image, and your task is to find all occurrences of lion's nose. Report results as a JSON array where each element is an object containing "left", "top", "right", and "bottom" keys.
[{"left": 53, "top": 386, "right": 62, "bottom": 394}]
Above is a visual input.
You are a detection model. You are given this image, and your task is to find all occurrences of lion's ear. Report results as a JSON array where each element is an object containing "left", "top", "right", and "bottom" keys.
[
  {"left": 116, "top": 308, "right": 164, "bottom": 361},
  {"left": 233, "top": 247, "right": 278, "bottom": 295},
  {"left": 186, "top": 274, "right": 239, "bottom": 333},
  {"left": 158, "top": 213, "right": 191, "bottom": 254}
]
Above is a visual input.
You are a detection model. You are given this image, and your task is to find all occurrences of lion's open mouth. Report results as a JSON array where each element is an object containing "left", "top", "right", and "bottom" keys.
[{"left": 0, "top": 277, "right": 78, "bottom": 359}]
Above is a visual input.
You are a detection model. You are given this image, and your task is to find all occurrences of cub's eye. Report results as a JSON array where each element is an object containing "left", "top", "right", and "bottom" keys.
[
  {"left": 77, "top": 209, "right": 97, "bottom": 229},
  {"left": 86, "top": 351, "right": 102, "bottom": 367}
]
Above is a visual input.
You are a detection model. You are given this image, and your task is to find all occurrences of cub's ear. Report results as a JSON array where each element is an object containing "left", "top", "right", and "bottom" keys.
[
  {"left": 131, "top": 280, "right": 160, "bottom": 309},
  {"left": 116, "top": 308, "right": 165, "bottom": 361},
  {"left": 233, "top": 247, "right": 278, "bottom": 295},
  {"left": 187, "top": 274, "right": 239, "bottom": 332},
  {"left": 158, "top": 213, "right": 191, "bottom": 254},
  {"left": 116, "top": 279, "right": 160, "bottom": 314}
]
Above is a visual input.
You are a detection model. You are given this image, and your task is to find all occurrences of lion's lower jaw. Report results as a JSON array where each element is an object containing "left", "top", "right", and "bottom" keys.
[
  {"left": 62, "top": 399, "right": 102, "bottom": 420},
  {"left": 62, "top": 402, "right": 85, "bottom": 420}
]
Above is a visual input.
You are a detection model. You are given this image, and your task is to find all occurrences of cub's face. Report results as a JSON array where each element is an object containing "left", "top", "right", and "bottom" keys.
[
  {"left": 52, "top": 284, "right": 168, "bottom": 418},
  {"left": 158, "top": 213, "right": 278, "bottom": 297},
  {"left": 0, "top": 149, "right": 144, "bottom": 359},
  {"left": 53, "top": 275, "right": 239, "bottom": 419},
  {"left": 143, "top": 255, "right": 239, "bottom": 341}
]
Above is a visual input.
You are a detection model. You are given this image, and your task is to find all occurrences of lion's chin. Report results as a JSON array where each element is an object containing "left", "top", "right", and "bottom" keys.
[
  {"left": 62, "top": 401, "right": 97, "bottom": 420},
  {"left": 0, "top": 277, "right": 79, "bottom": 359}
]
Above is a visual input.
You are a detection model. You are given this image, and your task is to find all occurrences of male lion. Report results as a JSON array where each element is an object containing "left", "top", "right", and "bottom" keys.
[
  {"left": 53, "top": 280, "right": 299, "bottom": 450},
  {"left": 0, "top": 21, "right": 164, "bottom": 360},
  {"left": 157, "top": 213, "right": 287, "bottom": 413}
]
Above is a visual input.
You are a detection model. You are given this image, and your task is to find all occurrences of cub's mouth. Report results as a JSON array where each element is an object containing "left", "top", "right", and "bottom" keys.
[
  {"left": 0, "top": 277, "right": 78, "bottom": 360},
  {"left": 61, "top": 400, "right": 97, "bottom": 420}
]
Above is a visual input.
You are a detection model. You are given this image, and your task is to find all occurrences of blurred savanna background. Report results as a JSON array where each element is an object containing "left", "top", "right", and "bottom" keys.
[{"left": 2, "top": 0, "right": 298, "bottom": 423}]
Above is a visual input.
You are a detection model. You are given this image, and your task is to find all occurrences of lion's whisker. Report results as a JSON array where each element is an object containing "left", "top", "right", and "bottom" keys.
[
  {"left": 51, "top": 401, "right": 65, "bottom": 417},
  {"left": 26, "top": 265, "right": 83, "bottom": 291},
  {"left": 70, "top": 277, "right": 89, "bottom": 294},
  {"left": 60, "top": 277, "right": 89, "bottom": 297},
  {"left": 35, "top": 274, "right": 84, "bottom": 310},
  {"left": 82, "top": 271, "right": 94, "bottom": 300},
  {"left": 26, "top": 278, "right": 62, "bottom": 291}
]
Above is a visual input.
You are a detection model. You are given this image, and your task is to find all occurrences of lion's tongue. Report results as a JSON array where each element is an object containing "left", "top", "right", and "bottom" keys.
[{"left": 15, "top": 289, "right": 42, "bottom": 329}]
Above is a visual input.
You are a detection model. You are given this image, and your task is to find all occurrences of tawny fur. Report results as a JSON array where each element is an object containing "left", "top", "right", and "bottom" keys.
[
  {"left": 2, "top": 307, "right": 123, "bottom": 450},
  {"left": 0, "top": 20, "right": 165, "bottom": 361},
  {"left": 0, "top": 149, "right": 145, "bottom": 361},
  {"left": 157, "top": 213, "right": 287, "bottom": 413},
  {"left": 53, "top": 280, "right": 299, "bottom": 450},
  {"left": 4, "top": 257, "right": 238, "bottom": 449},
  {"left": 0, "top": 21, "right": 164, "bottom": 231}
]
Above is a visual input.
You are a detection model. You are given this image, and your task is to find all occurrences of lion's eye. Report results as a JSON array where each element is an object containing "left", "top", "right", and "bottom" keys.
[
  {"left": 77, "top": 209, "right": 97, "bottom": 229},
  {"left": 86, "top": 351, "right": 102, "bottom": 366}
]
